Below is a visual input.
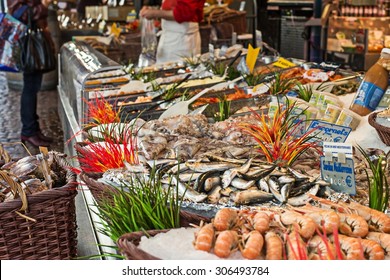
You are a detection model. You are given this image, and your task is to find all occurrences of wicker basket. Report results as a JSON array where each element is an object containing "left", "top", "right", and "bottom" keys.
[
  {"left": 79, "top": 171, "right": 114, "bottom": 206},
  {"left": 0, "top": 155, "right": 78, "bottom": 260},
  {"left": 368, "top": 111, "right": 390, "bottom": 146},
  {"left": 117, "top": 211, "right": 210, "bottom": 260}
]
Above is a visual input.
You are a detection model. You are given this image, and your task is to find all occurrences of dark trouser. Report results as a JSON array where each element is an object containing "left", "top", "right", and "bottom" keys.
[{"left": 21, "top": 72, "right": 43, "bottom": 137}]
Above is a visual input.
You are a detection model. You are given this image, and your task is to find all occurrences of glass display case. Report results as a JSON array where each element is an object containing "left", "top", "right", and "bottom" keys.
[
  {"left": 58, "top": 40, "right": 128, "bottom": 156},
  {"left": 58, "top": 41, "right": 130, "bottom": 258},
  {"left": 325, "top": 16, "right": 390, "bottom": 70}
]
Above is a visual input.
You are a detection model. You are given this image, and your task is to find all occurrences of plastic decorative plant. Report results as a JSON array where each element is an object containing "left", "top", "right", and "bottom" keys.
[
  {"left": 75, "top": 130, "right": 139, "bottom": 174},
  {"left": 294, "top": 82, "right": 327, "bottom": 102},
  {"left": 238, "top": 100, "right": 321, "bottom": 167},
  {"left": 94, "top": 167, "right": 183, "bottom": 242},
  {"left": 244, "top": 72, "right": 268, "bottom": 87},
  {"left": 214, "top": 94, "right": 231, "bottom": 122},
  {"left": 356, "top": 145, "right": 390, "bottom": 212},
  {"left": 269, "top": 72, "right": 297, "bottom": 95},
  {"left": 84, "top": 94, "right": 121, "bottom": 126}
]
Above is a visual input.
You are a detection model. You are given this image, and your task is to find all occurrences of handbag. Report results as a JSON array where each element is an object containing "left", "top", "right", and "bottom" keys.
[
  {"left": 0, "top": 0, "right": 27, "bottom": 44},
  {"left": 0, "top": 38, "right": 20, "bottom": 72},
  {"left": 18, "top": 8, "right": 56, "bottom": 74}
]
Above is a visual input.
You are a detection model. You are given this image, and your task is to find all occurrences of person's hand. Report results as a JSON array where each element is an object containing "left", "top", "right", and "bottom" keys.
[{"left": 140, "top": 6, "right": 158, "bottom": 19}]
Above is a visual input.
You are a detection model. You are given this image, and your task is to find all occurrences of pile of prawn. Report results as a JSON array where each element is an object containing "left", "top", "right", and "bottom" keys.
[{"left": 193, "top": 198, "right": 390, "bottom": 260}]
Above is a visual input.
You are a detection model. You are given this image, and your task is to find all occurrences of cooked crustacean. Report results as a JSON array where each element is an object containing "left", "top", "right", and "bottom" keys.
[
  {"left": 214, "top": 230, "right": 238, "bottom": 258},
  {"left": 213, "top": 208, "right": 238, "bottom": 231},
  {"left": 239, "top": 230, "right": 264, "bottom": 260},
  {"left": 193, "top": 223, "right": 215, "bottom": 252}
]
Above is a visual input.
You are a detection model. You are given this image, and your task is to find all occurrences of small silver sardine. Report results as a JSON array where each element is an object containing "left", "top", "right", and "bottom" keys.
[
  {"left": 178, "top": 172, "right": 202, "bottom": 182},
  {"left": 268, "top": 177, "right": 284, "bottom": 204},
  {"left": 280, "top": 183, "right": 292, "bottom": 203},
  {"left": 207, "top": 185, "right": 222, "bottom": 204},
  {"left": 185, "top": 162, "right": 239, "bottom": 173},
  {"left": 258, "top": 178, "right": 270, "bottom": 193},
  {"left": 287, "top": 184, "right": 320, "bottom": 206},
  {"left": 230, "top": 178, "right": 255, "bottom": 190},
  {"left": 278, "top": 175, "right": 295, "bottom": 185},
  {"left": 222, "top": 169, "right": 238, "bottom": 188},
  {"left": 204, "top": 176, "right": 221, "bottom": 192},
  {"left": 167, "top": 163, "right": 189, "bottom": 174},
  {"left": 234, "top": 189, "right": 274, "bottom": 205},
  {"left": 171, "top": 177, "right": 207, "bottom": 203}
]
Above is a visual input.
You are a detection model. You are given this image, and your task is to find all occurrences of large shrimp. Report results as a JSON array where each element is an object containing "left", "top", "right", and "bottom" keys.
[
  {"left": 252, "top": 211, "right": 272, "bottom": 234},
  {"left": 279, "top": 211, "right": 317, "bottom": 239},
  {"left": 240, "top": 230, "right": 264, "bottom": 260},
  {"left": 264, "top": 231, "right": 283, "bottom": 260},
  {"left": 193, "top": 223, "right": 215, "bottom": 252},
  {"left": 329, "top": 234, "right": 364, "bottom": 260},
  {"left": 347, "top": 201, "right": 390, "bottom": 233},
  {"left": 285, "top": 230, "right": 308, "bottom": 260},
  {"left": 213, "top": 208, "right": 238, "bottom": 231},
  {"left": 359, "top": 239, "right": 385, "bottom": 260},
  {"left": 338, "top": 213, "right": 369, "bottom": 238},
  {"left": 309, "top": 195, "right": 390, "bottom": 233},
  {"left": 366, "top": 232, "right": 390, "bottom": 259},
  {"left": 304, "top": 209, "right": 340, "bottom": 235},
  {"left": 307, "top": 235, "right": 336, "bottom": 260},
  {"left": 214, "top": 230, "right": 238, "bottom": 258}
]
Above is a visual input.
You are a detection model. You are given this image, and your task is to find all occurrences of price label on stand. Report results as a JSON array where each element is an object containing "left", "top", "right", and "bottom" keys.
[
  {"left": 320, "top": 142, "right": 356, "bottom": 195},
  {"left": 307, "top": 120, "right": 352, "bottom": 143}
]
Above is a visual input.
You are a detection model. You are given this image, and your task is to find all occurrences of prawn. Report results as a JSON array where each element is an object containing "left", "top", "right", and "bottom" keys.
[
  {"left": 347, "top": 201, "right": 390, "bottom": 233},
  {"left": 193, "top": 223, "right": 215, "bottom": 252},
  {"left": 309, "top": 195, "right": 390, "bottom": 233},
  {"left": 213, "top": 208, "right": 238, "bottom": 231},
  {"left": 359, "top": 239, "right": 385, "bottom": 260},
  {"left": 338, "top": 213, "right": 369, "bottom": 238},
  {"left": 279, "top": 210, "right": 316, "bottom": 239},
  {"left": 307, "top": 235, "right": 336, "bottom": 260},
  {"left": 214, "top": 230, "right": 238, "bottom": 258},
  {"left": 240, "top": 230, "right": 264, "bottom": 260},
  {"left": 366, "top": 232, "right": 390, "bottom": 259},
  {"left": 304, "top": 209, "right": 340, "bottom": 235},
  {"left": 285, "top": 229, "right": 308, "bottom": 260},
  {"left": 264, "top": 231, "right": 283, "bottom": 260},
  {"left": 252, "top": 211, "right": 272, "bottom": 234},
  {"left": 329, "top": 234, "right": 364, "bottom": 260}
]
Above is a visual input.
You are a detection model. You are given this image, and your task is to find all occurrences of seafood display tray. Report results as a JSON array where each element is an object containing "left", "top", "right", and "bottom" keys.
[{"left": 115, "top": 92, "right": 269, "bottom": 122}]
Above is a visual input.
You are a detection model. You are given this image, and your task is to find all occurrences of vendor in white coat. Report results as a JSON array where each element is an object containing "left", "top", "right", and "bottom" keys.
[{"left": 140, "top": 0, "right": 206, "bottom": 64}]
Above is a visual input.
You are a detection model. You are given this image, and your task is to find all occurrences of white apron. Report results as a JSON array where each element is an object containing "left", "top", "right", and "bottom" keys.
[{"left": 156, "top": 19, "right": 201, "bottom": 64}]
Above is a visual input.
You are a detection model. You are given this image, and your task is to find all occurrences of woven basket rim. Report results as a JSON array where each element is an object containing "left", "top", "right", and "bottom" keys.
[
  {"left": 0, "top": 155, "right": 77, "bottom": 213},
  {"left": 117, "top": 210, "right": 210, "bottom": 260},
  {"left": 368, "top": 111, "right": 390, "bottom": 132}
]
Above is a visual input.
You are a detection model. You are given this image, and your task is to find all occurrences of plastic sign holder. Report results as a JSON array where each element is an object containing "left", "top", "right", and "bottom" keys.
[
  {"left": 307, "top": 120, "right": 352, "bottom": 143},
  {"left": 320, "top": 142, "right": 356, "bottom": 195}
]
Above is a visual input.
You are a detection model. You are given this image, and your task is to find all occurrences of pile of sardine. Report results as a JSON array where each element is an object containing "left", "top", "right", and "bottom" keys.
[{"left": 146, "top": 156, "right": 330, "bottom": 207}]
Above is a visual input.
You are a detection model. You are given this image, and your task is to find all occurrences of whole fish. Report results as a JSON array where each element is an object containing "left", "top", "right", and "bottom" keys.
[
  {"left": 234, "top": 189, "right": 274, "bottom": 205},
  {"left": 240, "top": 165, "right": 276, "bottom": 181},
  {"left": 207, "top": 185, "right": 222, "bottom": 204},
  {"left": 204, "top": 176, "right": 221, "bottom": 192},
  {"left": 287, "top": 184, "right": 320, "bottom": 206},
  {"left": 230, "top": 178, "right": 255, "bottom": 190},
  {"left": 258, "top": 178, "right": 270, "bottom": 193},
  {"left": 170, "top": 176, "right": 207, "bottom": 203},
  {"left": 185, "top": 161, "right": 239, "bottom": 173}
]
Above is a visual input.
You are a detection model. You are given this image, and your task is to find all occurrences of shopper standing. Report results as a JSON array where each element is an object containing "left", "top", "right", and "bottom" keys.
[
  {"left": 8, "top": 0, "right": 53, "bottom": 147},
  {"left": 140, "top": 0, "right": 206, "bottom": 64}
]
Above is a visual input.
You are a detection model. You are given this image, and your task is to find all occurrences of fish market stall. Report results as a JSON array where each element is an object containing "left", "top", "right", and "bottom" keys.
[{"left": 58, "top": 39, "right": 390, "bottom": 260}]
